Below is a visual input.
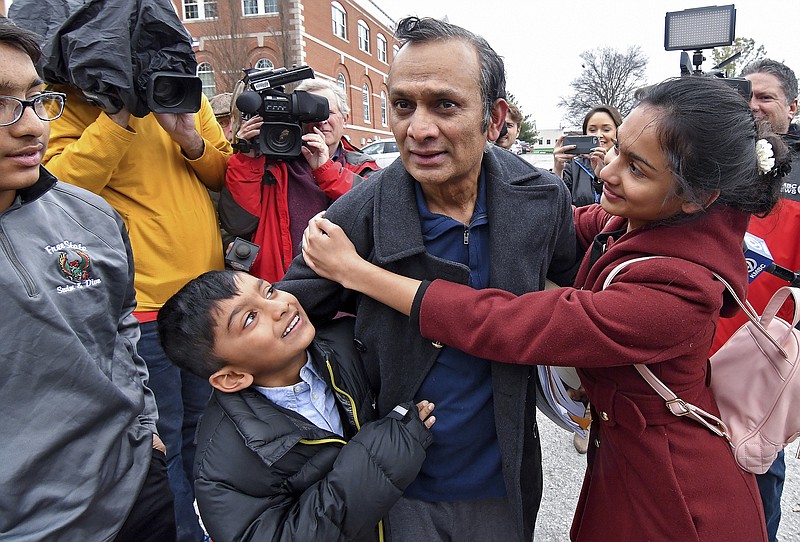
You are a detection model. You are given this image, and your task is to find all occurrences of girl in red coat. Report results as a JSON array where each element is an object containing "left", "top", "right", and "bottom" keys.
[{"left": 300, "top": 77, "right": 792, "bottom": 542}]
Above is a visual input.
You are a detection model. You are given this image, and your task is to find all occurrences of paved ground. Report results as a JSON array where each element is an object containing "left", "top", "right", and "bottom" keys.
[
  {"left": 522, "top": 152, "right": 555, "bottom": 172},
  {"left": 534, "top": 413, "right": 800, "bottom": 541}
]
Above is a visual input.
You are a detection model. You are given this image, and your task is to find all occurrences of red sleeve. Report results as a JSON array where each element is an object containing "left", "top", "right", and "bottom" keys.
[
  {"left": 573, "top": 204, "right": 612, "bottom": 252},
  {"left": 712, "top": 200, "right": 800, "bottom": 352},
  {"left": 226, "top": 153, "right": 267, "bottom": 215},
  {"left": 311, "top": 159, "right": 357, "bottom": 200},
  {"left": 417, "top": 259, "right": 720, "bottom": 369}
]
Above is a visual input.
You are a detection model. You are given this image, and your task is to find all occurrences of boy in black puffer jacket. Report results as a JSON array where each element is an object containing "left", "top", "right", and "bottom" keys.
[{"left": 158, "top": 270, "right": 435, "bottom": 542}]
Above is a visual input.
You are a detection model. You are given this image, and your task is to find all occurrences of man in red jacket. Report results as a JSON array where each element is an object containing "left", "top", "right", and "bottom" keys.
[
  {"left": 219, "top": 78, "right": 378, "bottom": 283},
  {"left": 712, "top": 58, "right": 799, "bottom": 542}
]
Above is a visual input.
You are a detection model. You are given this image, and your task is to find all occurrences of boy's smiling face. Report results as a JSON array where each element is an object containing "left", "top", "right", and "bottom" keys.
[{"left": 210, "top": 273, "right": 316, "bottom": 388}]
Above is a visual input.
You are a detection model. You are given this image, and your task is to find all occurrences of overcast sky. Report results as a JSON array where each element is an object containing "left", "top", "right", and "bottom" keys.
[{"left": 373, "top": 0, "right": 800, "bottom": 129}]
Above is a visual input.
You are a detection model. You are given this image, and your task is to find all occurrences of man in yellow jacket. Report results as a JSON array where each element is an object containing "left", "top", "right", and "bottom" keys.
[{"left": 45, "top": 88, "right": 232, "bottom": 542}]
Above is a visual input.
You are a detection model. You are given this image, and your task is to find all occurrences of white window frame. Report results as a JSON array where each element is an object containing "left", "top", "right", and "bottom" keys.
[
  {"left": 183, "top": 0, "right": 217, "bottom": 20},
  {"left": 197, "top": 62, "right": 216, "bottom": 98},
  {"left": 337, "top": 73, "right": 347, "bottom": 93},
  {"left": 242, "top": 0, "right": 278, "bottom": 16},
  {"left": 357, "top": 20, "right": 370, "bottom": 53},
  {"left": 380, "top": 91, "right": 387, "bottom": 125},
  {"left": 377, "top": 34, "right": 387, "bottom": 63},
  {"left": 362, "top": 84, "right": 370, "bottom": 123},
  {"left": 331, "top": 2, "right": 347, "bottom": 40},
  {"left": 255, "top": 58, "right": 275, "bottom": 70}
]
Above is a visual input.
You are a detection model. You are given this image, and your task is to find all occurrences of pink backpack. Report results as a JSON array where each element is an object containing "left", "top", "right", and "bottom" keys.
[{"left": 604, "top": 256, "right": 800, "bottom": 474}]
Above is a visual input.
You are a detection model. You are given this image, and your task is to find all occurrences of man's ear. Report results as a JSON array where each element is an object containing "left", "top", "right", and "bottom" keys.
[
  {"left": 487, "top": 99, "right": 509, "bottom": 142},
  {"left": 209, "top": 367, "right": 254, "bottom": 393},
  {"left": 788, "top": 98, "right": 798, "bottom": 124}
]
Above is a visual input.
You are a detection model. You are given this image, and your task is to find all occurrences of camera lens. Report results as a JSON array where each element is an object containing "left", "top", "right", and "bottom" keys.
[
  {"left": 263, "top": 125, "right": 300, "bottom": 154},
  {"left": 152, "top": 77, "right": 187, "bottom": 108}
]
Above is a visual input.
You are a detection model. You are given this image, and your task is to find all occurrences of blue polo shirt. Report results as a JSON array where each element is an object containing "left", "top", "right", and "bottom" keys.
[{"left": 405, "top": 171, "right": 505, "bottom": 501}]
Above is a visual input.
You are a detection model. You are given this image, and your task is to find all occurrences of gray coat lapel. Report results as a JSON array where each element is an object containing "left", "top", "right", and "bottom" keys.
[{"left": 372, "top": 161, "right": 427, "bottom": 264}]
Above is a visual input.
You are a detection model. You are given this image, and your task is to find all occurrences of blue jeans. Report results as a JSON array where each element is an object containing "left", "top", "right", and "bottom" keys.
[
  {"left": 139, "top": 321, "right": 210, "bottom": 542},
  {"left": 756, "top": 450, "right": 785, "bottom": 542}
]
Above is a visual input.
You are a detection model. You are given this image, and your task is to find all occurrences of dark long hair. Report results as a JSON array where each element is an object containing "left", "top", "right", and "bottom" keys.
[
  {"left": 638, "top": 77, "right": 789, "bottom": 216},
  {"left": 582, "top": 104, "right": 622, "bottom": 134}
]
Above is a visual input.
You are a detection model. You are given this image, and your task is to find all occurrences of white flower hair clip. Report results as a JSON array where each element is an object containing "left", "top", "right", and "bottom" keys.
[{"left": 756, "top": 139, "right": 775, "bottom": 175}]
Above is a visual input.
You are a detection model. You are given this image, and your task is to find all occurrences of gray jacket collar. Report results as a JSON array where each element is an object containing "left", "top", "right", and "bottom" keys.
[{"left": 371, "top": 147, "right": 558, "bottom": 290}]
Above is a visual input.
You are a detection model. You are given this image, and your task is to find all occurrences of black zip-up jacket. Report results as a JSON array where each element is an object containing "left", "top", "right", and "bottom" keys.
[{"left": 193, "top": 318, "right": 432, "bottom": 542}]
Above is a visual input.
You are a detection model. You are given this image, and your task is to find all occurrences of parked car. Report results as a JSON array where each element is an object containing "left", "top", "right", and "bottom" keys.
[
  {"left": 510, "top": 140, "right": 523, "bottom": 155},
  {"left": 520, "top": 141, "right": 531, "bottom": 153},
  {"left": 360, "top": 138, "right": 400, "bottom": 168}
]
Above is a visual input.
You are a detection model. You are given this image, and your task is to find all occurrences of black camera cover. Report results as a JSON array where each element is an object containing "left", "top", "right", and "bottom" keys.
[{"left": 9, "top": 0, "right": 197, "bottom": 117}]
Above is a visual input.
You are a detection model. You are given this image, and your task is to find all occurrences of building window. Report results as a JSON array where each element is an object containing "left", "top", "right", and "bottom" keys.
[
  {"left": 243, "top": 0, "right": 278, "bottom": 16},
  {"left": 255, "top": 58, "right": 274, "bottom": 70},
  {"left": 362, "top": 84, "right": 370, "bottom": 123},
  {"left": 337, "top": 73, "right": 347, "bottom": 93},
  {"left": 197, "top": 62, "right": 216, "bottom": 98},
  {"left": 357, "top": 21, "right": 370, "bottom": 53},
  {"left": 380, "top": 91, "right": 387, "bottom": 125},
  {"left": 331, "top": 2, "right": 346, "bottom": 39},
  {"left": 377, "top": 34, "right": 387, "bottom": 63},
  {"left": 184, "top": 0, "right": 217, "bottom": 19}
]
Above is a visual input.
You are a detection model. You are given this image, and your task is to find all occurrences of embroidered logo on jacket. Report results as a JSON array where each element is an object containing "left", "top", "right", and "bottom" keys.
[
  {"left": 58, "top": 248, "right": 91, "bottom": 283},
  {"left": 45, "top": 240, "right": 103, "bottom": 293}
]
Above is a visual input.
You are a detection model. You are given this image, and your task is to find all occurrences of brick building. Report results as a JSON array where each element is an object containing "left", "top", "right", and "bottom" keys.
[{"left": 172, "top": 0, "right": 398, "bottom": 145}]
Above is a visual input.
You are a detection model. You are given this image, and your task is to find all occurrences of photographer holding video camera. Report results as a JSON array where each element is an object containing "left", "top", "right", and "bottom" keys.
[{"left": 219, "top": 67, "right": 379, "bottom": 283}]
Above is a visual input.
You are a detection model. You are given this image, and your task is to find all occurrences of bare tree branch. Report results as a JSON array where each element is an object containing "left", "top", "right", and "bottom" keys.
[
  {"left": 204, "top": 0, "right": 289, "bottom": 94},
  {"left": 711, "top": 37, "right": 767, "bottom": 78},
  {"left": 558, "top": 46, "right": 648, "bottom": 126}
]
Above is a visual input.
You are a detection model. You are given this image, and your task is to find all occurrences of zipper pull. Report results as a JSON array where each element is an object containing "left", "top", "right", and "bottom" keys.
[{"left": 463, "top": 228, "right": 469, "bottom": 245}]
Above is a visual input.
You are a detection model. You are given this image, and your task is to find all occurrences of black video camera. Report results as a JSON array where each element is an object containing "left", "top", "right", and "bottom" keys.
[
  {"left": 678, "top": 51, "right": 752, "bottom": 101},
  {"left": 235, "top": 66, "right": 329, "bottom": 159},
  {"left": 146, "top": 72, "right": 203, "bottom": 114}
]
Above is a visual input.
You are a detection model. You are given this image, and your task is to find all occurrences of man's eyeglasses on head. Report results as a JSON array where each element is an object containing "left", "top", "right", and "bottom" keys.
[{"left": 0, "top": 92, "right": 67, "bottom": 127}]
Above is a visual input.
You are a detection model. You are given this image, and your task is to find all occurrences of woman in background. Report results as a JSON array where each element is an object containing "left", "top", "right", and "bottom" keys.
[{"left": 554, "top": 104, "right": 623, "bottom": 207}]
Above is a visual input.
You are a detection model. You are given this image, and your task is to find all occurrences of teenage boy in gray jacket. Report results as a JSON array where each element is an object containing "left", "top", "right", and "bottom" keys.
[{"left": 0, "top": 20, "right": 174, "bottom": 541}]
